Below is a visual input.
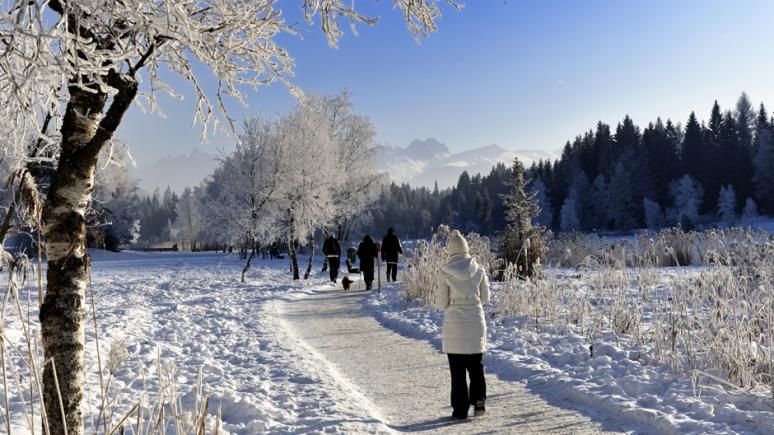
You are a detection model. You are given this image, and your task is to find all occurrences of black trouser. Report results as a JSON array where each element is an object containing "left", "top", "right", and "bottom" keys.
[
  {"left": 362, "top": 267, "right": 374, "bottom": 288},
  {"left": 328, "top": 257, "right": 339, "bottom": 282},
  {"left": 447, "top": 353, "right": 486, "bottom": 418},
  {"left": 385, "top": 262, "right": 397, "bottom": 281}
]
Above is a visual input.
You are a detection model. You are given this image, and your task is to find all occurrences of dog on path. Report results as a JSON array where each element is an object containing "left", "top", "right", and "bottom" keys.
[{"left": 342, "top": 276, "right": 354, "bottom": 291}]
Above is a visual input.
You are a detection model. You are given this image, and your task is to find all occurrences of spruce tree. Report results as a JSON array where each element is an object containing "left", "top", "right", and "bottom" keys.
[
  {"left": 608, "top": 161, "right": 638, "bottom": 230},
  {"left": 753, "top": 104, "right": 774, "bottom": 212},
  {"left": 681, "top": 112, "right": 704, "bottom": 183},
  {"left": 736, "top": 92, "right": 755, "bottom": 151},
  {"left": 499, "top": 157, "right": 544, "bottom": 278},
  {"left": 588, "top": 175, "right": 609, "bottom": 230}
]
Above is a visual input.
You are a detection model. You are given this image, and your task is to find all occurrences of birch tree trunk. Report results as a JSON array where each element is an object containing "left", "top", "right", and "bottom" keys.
[
  {"left": 40, "top": 74, "right": 137, "bottom": 435},
  {"left": 241, "top": 249, "right": 255, "bottom": 283}
]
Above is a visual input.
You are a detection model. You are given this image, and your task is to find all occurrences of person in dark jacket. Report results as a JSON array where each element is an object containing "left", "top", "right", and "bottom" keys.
[
  {"left": 357, "top": 234, "right": 378, "bottom": 290},
  {"left": 381, "top": 228, "right": 403, "bottom": 282},
  {"left": 322, "top": 234, "right": 341, "bottom": 283}
]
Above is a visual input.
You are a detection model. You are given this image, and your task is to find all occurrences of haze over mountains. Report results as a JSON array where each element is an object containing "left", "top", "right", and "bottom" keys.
[
  {"left": 132, "top": 148, "right": 218, "bottom": 194},
  {"left": 376, "top": 138, "right": 557, "bottom": 189},
  {"left": 132, "top": 139, "right": 557, "bottom": 193}
]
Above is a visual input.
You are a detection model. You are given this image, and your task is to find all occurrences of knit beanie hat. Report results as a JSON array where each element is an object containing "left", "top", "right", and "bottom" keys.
[{"left": 447, "top": 230, "right": 469, "bottom": 255}]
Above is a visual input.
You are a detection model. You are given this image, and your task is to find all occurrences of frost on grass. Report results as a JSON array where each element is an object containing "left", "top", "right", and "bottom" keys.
[
  {"left": 503, "top": 227, "right": 774, "bottom": 400},
  {"left": 402, "top": 225, "right": 494, "bottom": 305},
  {"left": 372, "top": 226, "right": 774, "bottom": 432}
]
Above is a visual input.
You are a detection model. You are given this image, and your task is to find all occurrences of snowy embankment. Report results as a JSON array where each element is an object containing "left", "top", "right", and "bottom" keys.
[
  {"left": 365, "top": 275, "right": 774, "bottom": 435},
  {"left": 3, "top": 251, "right": 388, "bottom": 434}
]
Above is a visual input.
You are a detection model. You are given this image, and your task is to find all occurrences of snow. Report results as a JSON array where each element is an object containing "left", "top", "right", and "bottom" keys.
[
  {"left": 3, "top": 251, "right": 389, "bottom": 434},
  {"left": 365, "top": 270, "right": 774, "bottom": 434},
  {"left": 4, "top": 250, "right": 774, "bottom": 433}
]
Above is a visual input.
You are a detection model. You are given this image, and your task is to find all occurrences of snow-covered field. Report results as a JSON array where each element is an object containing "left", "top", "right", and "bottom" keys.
[
  {"left": 367, "top": 270, "right": 774, "bottom": 434},
  {"left": 4, "top": 250, "right": 774, "bottom": 434},
  {"left": 2, "top": 251, "right": 388, "bottom": 434}
]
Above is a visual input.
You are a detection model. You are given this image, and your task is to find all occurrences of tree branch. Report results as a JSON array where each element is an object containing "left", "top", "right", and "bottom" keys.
[{"left": 81, "top": 71, "right": 138, "bottom": 158}]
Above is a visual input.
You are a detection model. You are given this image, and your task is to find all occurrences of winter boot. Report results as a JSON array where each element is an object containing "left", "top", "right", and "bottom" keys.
[{"left": 473, "top": 400, "right": 485, "bottom": 417}]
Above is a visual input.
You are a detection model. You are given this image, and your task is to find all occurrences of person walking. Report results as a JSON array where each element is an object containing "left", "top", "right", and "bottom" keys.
[
  {"left": 381, "top": 228, "right": 403, "bottom": 282},
  {"left": 356, "top": 234, "right": 378, "bottom": 290},
  {"left": 434, "top": 230, "right": 489, "bottom": 420},
  {"left": 322, "top": 234, "right": 341, "bottom": 283}
]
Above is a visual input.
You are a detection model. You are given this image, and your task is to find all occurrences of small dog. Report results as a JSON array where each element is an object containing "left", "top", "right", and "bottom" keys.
[{"left": 342, "top": 276, "right": 354, "bottom": 291}]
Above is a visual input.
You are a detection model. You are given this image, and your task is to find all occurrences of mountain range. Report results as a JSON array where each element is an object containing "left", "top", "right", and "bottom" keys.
[
  {"left": 131, "top": 139, "right": 557, "bottom": 193},
  {"left": 375, "top": 138, "right": 557, "bottom": 189}
]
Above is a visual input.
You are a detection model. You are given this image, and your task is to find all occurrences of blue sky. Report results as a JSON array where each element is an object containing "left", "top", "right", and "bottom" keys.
[{"left": 120, "top": 0, "right": 774, "bottom": 165}]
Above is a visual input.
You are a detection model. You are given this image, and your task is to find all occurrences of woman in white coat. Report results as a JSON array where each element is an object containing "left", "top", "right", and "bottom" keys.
[{"left": 434, "top": 230, "right": 490, "bottom": 420}]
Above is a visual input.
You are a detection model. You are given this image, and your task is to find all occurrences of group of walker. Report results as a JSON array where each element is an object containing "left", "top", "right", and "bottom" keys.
[
  {"left": 322, "top": 227, "right": 403, "bottom": 290},
  {"left": 324, "top": 227, "right": 489, "bottom": 421}
]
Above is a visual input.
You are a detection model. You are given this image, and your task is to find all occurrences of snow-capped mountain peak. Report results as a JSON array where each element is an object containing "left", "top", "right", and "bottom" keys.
[{"left": 376, "top": 138, "right": 556, "bottom": 188}]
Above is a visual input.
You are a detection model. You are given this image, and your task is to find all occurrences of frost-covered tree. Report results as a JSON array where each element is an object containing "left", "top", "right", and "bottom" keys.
[
  {"left": 0, "top": 0, "right": 460, "bottom": 431},
  {"left": 499, "top": 157, "right": 544, "bottom": 278},
  {"left": 202, "top": 117, "right": 285, "bottom": 280},
  {"left": 320, "top": 92, "right": 385, "bottom": 241},
  {"left": 174, "top": 187, "right": 204, "bottom": 250},
  {"left": 717, "top": 185, "right": 737, "bottom": 222},
  {"left": 277, "top": 101, "right": 340, "bottom": 280},
  {"left": 670, "top": 175, "right": 704, "bottom": 226},
  {"left": 560, "top": 188, "right": 581, "bottom": 232},
  {"left": 742, "top": 197, "right": 759, "bottom": 220},
  {"left": 90, "top": 142, "right": 141, "bottom": 251},
  {"left": 643, "top": 197, "right": 663, "bottom": 230}
]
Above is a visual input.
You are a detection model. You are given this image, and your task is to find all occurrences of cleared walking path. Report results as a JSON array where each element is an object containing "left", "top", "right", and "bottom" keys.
[{"left": 279, "top": 285, "right": 624, "bottom": 434}]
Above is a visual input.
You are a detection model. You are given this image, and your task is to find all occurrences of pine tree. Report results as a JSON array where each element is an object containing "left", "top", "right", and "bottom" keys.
[
  {"left": 753, "top": 104, "right": 774, "bottom": 212},
  {"left": 608, "top": 161, "right": 638, "bottom": 230},
  {"left": 736, "top": 92, "right": 755, "bottom": 151},
  {"left": 588, "top": 175, "right": 609, "bottom": 230},
  {"left": 703, "top": 102, "right": 724, "bottom": 209},
  {"left": 499, "top": 157, "right": 544, "bottom": 278},
  {"left": 476, "top": 190, "right": 492, "bottom": 232},
  {"left": 615, "top": 115, "right": 641, "bottom": 157},
  {"left": 594, "top": 122, "right": 614, "bottom": 177},
  {"left": 682, "top": 112, "right": 704, "bottom": 180}
]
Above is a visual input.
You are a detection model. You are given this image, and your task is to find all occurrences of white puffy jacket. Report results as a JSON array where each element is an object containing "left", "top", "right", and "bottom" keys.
[{"left": 433, "top": 254, "right": 490, "bottom": 354}]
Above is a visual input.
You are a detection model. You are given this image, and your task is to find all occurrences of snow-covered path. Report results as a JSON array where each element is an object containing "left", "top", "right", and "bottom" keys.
[{"left": 280, "top": 287, "right": 623, "bottom": 434}]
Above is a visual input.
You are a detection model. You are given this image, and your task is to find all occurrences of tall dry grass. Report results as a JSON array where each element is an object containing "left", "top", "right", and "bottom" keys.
[{"left": 499, "top": 227, "right": 774, "bottom": 400}]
